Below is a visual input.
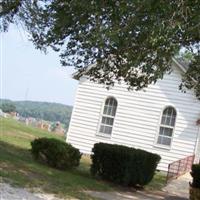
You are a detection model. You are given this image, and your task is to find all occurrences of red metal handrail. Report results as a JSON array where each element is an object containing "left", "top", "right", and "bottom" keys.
[{"left": 166, "top": 155, "right": 195, "bottom": 182}]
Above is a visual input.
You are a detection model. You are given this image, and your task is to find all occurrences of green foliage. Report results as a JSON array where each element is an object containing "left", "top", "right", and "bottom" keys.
[
  {"left": 91, "top": 143, "right": 161, "bottom": 187},
  {"left": 31, "top": 138, "right": 82, "bottom": 170},
  {"left": 0, "top": 102, "right": 16, "bottom": 113},
  {"left": 0, "top": 118, "right": 166, "bottom": 198},
  {"left": 0, "top": 118, "right": 113, "bottom": 199},
  {"left": 0, "top": 99, "right": 72, "bottom": 128},
  {"left": 179, "top": 50, "right": 194, "bottom": 62},
  {"left": 191, "top": 164, "right": 200, "bottom": 189},
  {"left": 0, "top": 0, "right": 22, "bottom": 31},
  {"left": 1, "top": 1, "right": 200, "bottom": 98},
  {"left": 50, "top": 122, "right": 57, "bottom": 132},
  {"left": 180, "top": 55, "right": 200, "bottom": 100}
]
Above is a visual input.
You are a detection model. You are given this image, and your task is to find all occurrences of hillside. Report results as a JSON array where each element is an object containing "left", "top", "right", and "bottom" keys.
[
  {"left": 0, "top": 118, "right": 166, "bottom": 198},
  {"left": 0, "top": 118, "right": 112, "bottom": 199},
  {"left": 0, "top": 99, "right": 72, "bottom": 127}
]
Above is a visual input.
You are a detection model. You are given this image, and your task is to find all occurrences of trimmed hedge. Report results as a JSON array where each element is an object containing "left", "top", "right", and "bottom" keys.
[
  {"left": 91, "top": 143, "right": 161, "bottom": 186},
  {"left": 31, "top": 138, "right": 81, "bottom": 170},
  {"left": 191, "top": 164, "right": 200, "bottom": 188}
]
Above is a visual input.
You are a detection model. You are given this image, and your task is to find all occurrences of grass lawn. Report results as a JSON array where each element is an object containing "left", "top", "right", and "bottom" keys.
[{"left": 0, "top": 117, "right": 166, "bottom": 199}]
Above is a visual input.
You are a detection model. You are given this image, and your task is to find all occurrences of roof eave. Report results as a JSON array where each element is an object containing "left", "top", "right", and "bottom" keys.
[
  {"left": 72, "top": 58, "right": 187, "bottom": 80},
  {"left": 172, "top": 57, "right": 188, "bottom": 73}
]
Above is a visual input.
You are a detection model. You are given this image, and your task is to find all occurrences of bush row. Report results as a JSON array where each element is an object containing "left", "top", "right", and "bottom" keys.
[
  {"left": 31, "top": 138, "right": 81, "bottom": 170},
  {"left": 90, "top": 143, "right": 161, "bottom": 186},
  {"left": 191, "top": 164, "right": 200, "bottom": 188}
]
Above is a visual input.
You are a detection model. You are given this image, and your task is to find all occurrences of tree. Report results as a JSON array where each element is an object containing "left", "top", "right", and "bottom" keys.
[
  {"left": 180, "top": 55, "right": 200, "bottom": 98},
  {"left": 0, "top": 0, "right": 22, "bottom": 31},
  {"left": 1, "top": 0, "right": 200, "bottom": 98},
  {"left": 1, "top": 103, "right": 16, "bottom": 113}
]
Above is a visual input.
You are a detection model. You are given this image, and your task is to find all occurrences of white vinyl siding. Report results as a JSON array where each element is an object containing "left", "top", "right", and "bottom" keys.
[{"left": 67, "top": 63, "right": 200, "bottom": 171}]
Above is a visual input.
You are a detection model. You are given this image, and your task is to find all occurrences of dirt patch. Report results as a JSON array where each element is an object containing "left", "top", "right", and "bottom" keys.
[{"left": 0, "top": 182, "right": 77, "bottom": 200}]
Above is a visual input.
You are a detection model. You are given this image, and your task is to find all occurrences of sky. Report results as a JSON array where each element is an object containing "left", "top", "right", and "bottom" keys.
[{"left": 0, "top": 25, "right": 78, "bottom": 106}]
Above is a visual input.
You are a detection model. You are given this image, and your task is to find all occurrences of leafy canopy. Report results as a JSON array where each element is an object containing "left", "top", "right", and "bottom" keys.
[{"left": 1, "top": 0, "right": 200, "bottom": 98}]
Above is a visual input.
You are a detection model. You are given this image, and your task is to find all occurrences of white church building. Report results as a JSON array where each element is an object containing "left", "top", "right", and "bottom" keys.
[{"left": 67, "top": 58, "right": 200, "bottom": 171}]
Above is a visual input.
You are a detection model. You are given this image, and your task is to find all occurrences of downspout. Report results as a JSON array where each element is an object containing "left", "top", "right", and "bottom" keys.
[{"left": 194, "top": 119, "right": 200, "bottom": 163}]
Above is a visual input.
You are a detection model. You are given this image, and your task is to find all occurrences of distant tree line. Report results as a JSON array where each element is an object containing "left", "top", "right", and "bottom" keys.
[
  {"left": 0, "top": 102, "right": 16, "bottom": 113},
  {"left": 0, "top": 99, "right": 72, "bottom": 128}
]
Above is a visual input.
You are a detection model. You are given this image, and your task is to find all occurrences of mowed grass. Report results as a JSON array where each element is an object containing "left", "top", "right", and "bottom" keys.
[
  {"left": 0, "top": 118, "right": 166, "bottom": 199},
  {"left": 0, "top": 118, "right": 113, "bottom": 199}
]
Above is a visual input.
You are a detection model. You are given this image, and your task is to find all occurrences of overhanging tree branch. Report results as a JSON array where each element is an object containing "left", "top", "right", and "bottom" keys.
[{"left": 1, "top": 0, "right": 200, "bottom": 99}]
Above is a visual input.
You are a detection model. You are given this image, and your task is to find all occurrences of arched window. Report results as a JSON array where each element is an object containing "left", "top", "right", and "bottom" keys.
[
  {"left": 99, "top": 97, "right": 117, "bottom": 135},
  {"left": 157, "top": 106, "right": 177, "bottom": 146}
]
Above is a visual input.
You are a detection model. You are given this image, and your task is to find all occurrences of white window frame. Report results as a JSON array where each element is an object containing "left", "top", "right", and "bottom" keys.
[
  {"left": 96, "top": 96, "right": 117, "bottom": 138},
  {"left": 154, "top": 106, "right": 177, "bottom": 149}
]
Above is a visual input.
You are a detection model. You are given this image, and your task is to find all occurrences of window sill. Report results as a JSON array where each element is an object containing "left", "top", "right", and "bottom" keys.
[
  {"left": 95, "top": 133, "right": 112, "bottom": 139},
  {"left": 153, "top": 144, "right": 171, "bottom": 151}
]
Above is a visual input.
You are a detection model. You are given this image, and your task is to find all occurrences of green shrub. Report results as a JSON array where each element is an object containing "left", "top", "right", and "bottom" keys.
[
  {"left": 191, "top": 164, "right": 200, "bottom": 188},
  {"left": 31, "top": 138, "right": 81, "bottom": 170},
  {"left": 91, "top": 143, "right": 161, "bottom": 187}
]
